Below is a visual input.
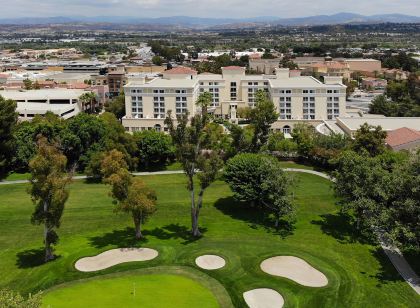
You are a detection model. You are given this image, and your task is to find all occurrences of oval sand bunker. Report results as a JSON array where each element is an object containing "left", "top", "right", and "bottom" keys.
[
  {"left": 75, "top": 248, "right": 158, "bottom": 272},
  {"left": 243, "top": 288, "right": 284, "bottom": 308},
  {"left": 195, "top": 255, "right": 226, "bottom": 270},
  {"left": 261, "top": 256, "right": 328, "bottom": 287}
]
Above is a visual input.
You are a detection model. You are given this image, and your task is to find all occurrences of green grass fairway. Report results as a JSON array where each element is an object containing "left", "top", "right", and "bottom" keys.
[
  {"left": 42, "top": 272, "right": 219, "bottom": 308},
  {"left": 0, "top": 173, "right": 418, "bottom": 307}
]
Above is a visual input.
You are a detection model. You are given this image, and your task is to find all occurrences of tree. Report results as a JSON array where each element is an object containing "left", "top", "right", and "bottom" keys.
[
  {"left": 249, "top": 90, "right": 278, "bottom": 152},
  {"left": 224, "top": 153, "right": 294, "bottom": 228},
  {"left": 165, "top": 93, "right": 223, "bottom": 237},
  {"left": 332, "top": 151, "right": 387, "bottom": 231},
  {"left": 133, "top": 130, "right": 174, "bottom": 169},
  {"left": 23, "top": 79, "right": 33, "bottom": 90},
  {"left": 379, "top": 152, "right": 419, "bottom": 249},
  {"left": 291, "top": 123, "right": 316, "bottom": 157},
  {"left": 101, "top": 149, "right": 156, "bottom": 239},
  {"left": 369, "top": 95, "right": 392, "bottom": 116},
  {"left": 0, "top": 289, "right": 42, "bottom": 308},
  {"left": 28, "top": 137, "right": 71, "bottom": 262},
  {"left": 104, "top": 92, "right": 125, "bottom": 119},
  {"left": 0, "top": 96, "right": 18, "bottom": 178},
  {"left": 152, "top": 55, "right": 164, "bottom": 66},
  {"left": 352, "top": 123, "right": 387, "bottom": 157},
  {"left": 79, "top": 92, "right": 97, "bottom": 113}
]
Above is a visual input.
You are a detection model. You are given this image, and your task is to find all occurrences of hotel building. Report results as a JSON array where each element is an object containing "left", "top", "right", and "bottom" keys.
[{"left": 122, "top": 66, "right": 346, "bottom": 134}]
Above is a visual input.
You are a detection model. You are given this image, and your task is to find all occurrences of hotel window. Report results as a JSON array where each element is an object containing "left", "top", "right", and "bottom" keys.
[
  {"left": 230, "top": 82, "right": 237, "bottom": 100},
  {"left": 153, "top": 97, "right": 165, "bottom": 119},
  {"left": 176, "top": 97, "right": 188, "bottom": 115},
  {"left": 303, "top": 97, "right": 315, "bottom": 120},
  {"left": 131, "top": 97, "right": 143, "bottom": 119},
  {"left": 279, "top": 98, "right": 291, "bottom": 119},
  {"left": 327, "top": 99, "right": 340, "bottom": 119},
  {"left": 248, "top": 87, "right": 259, "bottom": 106},
  {"left": 303, "top": 89, "right": 315, "bottom": 94},
  {"left": 153, "top": 89, "right": 165, "bottom": 94},
  {"left": 280, "top": 89, "right": 292, "bottom": 94},
  {"left": 175, "top": 89, "right": 186, "bottom": 94}
]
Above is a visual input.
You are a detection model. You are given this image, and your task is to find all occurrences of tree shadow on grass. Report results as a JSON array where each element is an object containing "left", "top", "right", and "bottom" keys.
[
  {"left": 16, "top": 248, "right": 60, "bottom": 269},
  {"left": 89, "top": 224, "right": 205, "bottom": 249},
  {"left": 368, "top": 247, "right": 405, "bottom": 285},
  {"left": 311, "top": 213, "right": 375, "bottom": 245},
  {"left": 88, "top": 227, "right": 147, "bottom": 249},
  {"left": 214, "top": 197, "right": 295, "bottom": 238},
  {"left": 144, "top": 223, "right": 207, "bottom": 245}
]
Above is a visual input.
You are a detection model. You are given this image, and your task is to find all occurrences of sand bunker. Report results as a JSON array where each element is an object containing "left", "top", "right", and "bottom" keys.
[
  {"left": 243, "top": 288, "right": 284, "bottom": 308},
  {"left": 75, "top": 248, "right": 158, "bottom": 272},
  {"left": 195, "top": 255, "right": 226, "bottom": 270},
  {"left": 260, "top": 256, "right": 328, "bottom": 287}
]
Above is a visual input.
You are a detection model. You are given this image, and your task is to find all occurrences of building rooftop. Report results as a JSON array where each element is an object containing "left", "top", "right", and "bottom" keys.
[
  {"left": 337, "top": 117, "right": 420, "bottom": 131},
  {"left": 269, "top": 76, "right": 341, "bottom": 88},
  {"left": 385, "top": 127, "right": 420, "bottom": 148},
  {"left": 222, "top": 66, "right": 245, "bottom": 70},
  {"left": 164, "top": 67, "right": 197, "bottom": 75},
  {"left": 0, "top": 88, "right": 91, "bottom": 100},
  {"left": 128, "top": 78, "right": 197, "bottom": 88}
]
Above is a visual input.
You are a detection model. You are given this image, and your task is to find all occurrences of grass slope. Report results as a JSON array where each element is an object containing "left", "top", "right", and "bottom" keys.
[{"left": 0, "top": 173, "right": 418, "bottom": 307}]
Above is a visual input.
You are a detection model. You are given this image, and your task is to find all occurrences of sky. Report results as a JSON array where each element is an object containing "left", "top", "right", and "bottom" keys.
[{"left": 0, "top": 0, "right": 419, "bottom": 19}]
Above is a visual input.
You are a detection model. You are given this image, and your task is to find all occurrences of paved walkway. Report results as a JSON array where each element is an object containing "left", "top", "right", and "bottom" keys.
[
  {"left": 0, "top": 170, "right": 185, "bottom": 185},
  {"left": 1, "top": 167, "right": 419, "bottom": 295}
]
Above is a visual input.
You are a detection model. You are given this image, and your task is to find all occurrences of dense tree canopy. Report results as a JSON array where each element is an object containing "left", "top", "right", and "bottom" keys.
[{"left": 0, "top": 95, "right": 18, "bottom": 178}]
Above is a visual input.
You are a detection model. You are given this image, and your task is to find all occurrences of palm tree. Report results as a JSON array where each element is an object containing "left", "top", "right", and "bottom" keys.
[{"left": 79, "top": 92, "right": 98, "bottom": 113}]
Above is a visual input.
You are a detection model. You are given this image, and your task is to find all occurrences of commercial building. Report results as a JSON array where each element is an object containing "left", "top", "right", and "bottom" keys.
[
  {"left": 249, "top": 59, "right": 281, "bottom": 74},
  {"left": 0, "top": 88, "right": 94, "bottom": 120},
  {"left": 122, "top": 66, "right": 347, "bottom": 133}
]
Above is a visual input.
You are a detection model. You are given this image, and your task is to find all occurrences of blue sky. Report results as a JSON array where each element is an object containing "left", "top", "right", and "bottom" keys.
[{"left": 0, "top": 0, "right": 419, "bottom": 18}]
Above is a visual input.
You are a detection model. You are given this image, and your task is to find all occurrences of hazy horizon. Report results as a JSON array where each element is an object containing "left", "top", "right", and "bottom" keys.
[{"left": 0, "top": 0, "right": 419, "bottom": 19}]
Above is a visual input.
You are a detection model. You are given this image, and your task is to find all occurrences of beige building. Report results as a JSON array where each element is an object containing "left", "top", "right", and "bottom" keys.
[
  {"left": 249, "top": 58, "right": 281, "bottom": 74},
  {"left": 344, "top": 59, "right": 381, "bottom": 73},
  {"left": 122, "top": 66, "right": 347, "bottom": 133}
]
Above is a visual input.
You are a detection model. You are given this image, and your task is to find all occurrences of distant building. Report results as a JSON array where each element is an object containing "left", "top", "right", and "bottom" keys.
[
  {"left": 249, "top": 58, "right": 281, "bottom": 74},
  {"left": 344, "top": 59, "right": 381, "bottom": 73},
  {"left": 361, "top": 78, "right": 387, "bottom": 90}
]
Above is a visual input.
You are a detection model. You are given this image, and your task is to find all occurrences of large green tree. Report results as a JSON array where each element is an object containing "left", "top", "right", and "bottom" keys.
[
  {"left": 101, "top": 149, "right": 157, "bottom": 239},
  {"left": 28, "top": 137, "right": 71, "bottom": 262},
  {"left": 105, "top": 92, "right": 126, "bottom": 120},
  {"left": 133, "top": 130, "right": 174, "bottom": 169},
  {"left": 0, "top": 95, "right": 18, "bottom": 178},
  {"left": 249, "top": 90, "right": 278, "bottom": 152},
  {"left": 165, "top": 93, "right": 223, "bottom": 237},
  {"left": 352, "top": 123, "right": 387, "bottom": 157},
  {"left": 225, "top": 153, "right": 294, "bottom": 228}
]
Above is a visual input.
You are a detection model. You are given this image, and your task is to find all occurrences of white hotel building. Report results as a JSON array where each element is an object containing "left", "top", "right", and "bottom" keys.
[{"left": 122, "top": 66, "right": 346, "bottom": 134}]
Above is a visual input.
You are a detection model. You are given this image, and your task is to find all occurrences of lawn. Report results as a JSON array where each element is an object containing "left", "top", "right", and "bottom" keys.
[
  {"left": 0, "top": 173, "right": 418, "bottom": 307},
  {"left": 42, "top": 268, "right": 221, "bottom": 308}
]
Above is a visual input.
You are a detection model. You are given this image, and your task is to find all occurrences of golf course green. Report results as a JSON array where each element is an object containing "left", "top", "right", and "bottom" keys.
[{"left": 42, "top": 272, "right": 219, "bottom": 308}]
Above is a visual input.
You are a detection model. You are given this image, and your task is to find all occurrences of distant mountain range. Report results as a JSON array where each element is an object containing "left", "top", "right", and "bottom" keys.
[{"left": 0, "top": 13, "right": 419, "bottom": 27}]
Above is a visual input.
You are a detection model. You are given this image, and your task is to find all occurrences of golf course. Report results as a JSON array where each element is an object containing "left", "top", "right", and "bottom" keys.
[{"left": 0, "top": 168, "right": 419, "bottom": 307}]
